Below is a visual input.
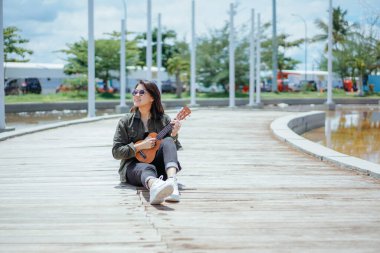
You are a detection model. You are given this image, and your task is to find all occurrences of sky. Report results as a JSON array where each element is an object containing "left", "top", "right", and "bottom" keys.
[{"left": 3, "top": 0, "right": 380, "bottom": 71}]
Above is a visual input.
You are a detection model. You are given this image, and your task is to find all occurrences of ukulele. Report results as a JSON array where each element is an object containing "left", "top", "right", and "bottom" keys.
[{"left": 135, "top": 106, "right": 191, "bottom": 163}]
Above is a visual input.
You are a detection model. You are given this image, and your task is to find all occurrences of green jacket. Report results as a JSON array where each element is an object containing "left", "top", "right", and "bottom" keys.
[{"left": 112, "top": 110, "right": 182, "bottom": 182}]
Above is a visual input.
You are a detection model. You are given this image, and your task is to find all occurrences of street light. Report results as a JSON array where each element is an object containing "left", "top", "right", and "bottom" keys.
[
  {"left": 146, "top": 0, "right": 152, "bottom": 80},
  {"left": 326, "top": 0, "right": 334, "bottom": 107},
  {"left": 87, "top": 0, "right": 95, "bottom": 118},
  {"left": 292, "top": 14, "right": 307, "bottom": 82},
  {"left": 117, "top": 0, "right": 128, "bottom": 113},
  {"left": 272, "top": 0, "right": 278, "bottom": 92},
  {"left": 0, "top": 0, "right": 6, "bottom": 131}
]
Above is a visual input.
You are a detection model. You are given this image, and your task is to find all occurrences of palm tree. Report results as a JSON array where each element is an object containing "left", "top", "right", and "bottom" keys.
[
  {"left": 167, "top": 55, "right": 189, "bottom": 98},
  {"left": 314, "top": 6, "right": 380, "bottom": 96},
  {"left": 312, "top": 6, "right": 358, "bottom": 51},
  {"left": 166, "top": 41, "right": 190, "bottom": 98}
]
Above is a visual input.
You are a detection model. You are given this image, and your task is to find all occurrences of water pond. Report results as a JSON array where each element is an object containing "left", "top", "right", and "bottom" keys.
[{"left": 303, "top": 105, "right": 380, "bottom": 164}]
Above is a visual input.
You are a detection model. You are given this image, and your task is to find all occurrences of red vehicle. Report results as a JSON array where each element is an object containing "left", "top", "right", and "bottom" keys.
[
  {"left": 343, "top": 79, "right": 353, "bottom": 92},
  {"left": 277, "top": 79, "right": 290, "bottom": 92}
]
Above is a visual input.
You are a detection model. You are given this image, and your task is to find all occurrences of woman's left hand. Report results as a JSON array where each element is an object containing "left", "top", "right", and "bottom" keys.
[{"left": 170, "top": 119, "right": 181, "bottom": 137}]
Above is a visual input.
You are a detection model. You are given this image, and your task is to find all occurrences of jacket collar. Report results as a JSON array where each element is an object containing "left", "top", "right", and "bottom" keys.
[
  {"left": 134, "top": 108, "right": 160, "bottom": 120},
  {"left": 134, "top": 109, "right": 141, "bottom": 119}
]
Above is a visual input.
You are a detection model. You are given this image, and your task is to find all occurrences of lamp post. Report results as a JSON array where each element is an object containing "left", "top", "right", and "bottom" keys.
[
  {"left": 248, "top": 9, "right": 255, "bottom": 106},
  {"left": 0, "top": 0, "right": 5, "bottom": 129},
  {"left": 326, "top": 0, "right": 335, "bottom": 108},
  {"left": 157, "top": 13, "right": 162, "bottom": 93},
  {"left": 228, "top": 3, "right": 236, "bottom": 108},
  {"left": 146, "top": 0, "right": 152, "bottom": 80},
  {"left": 255, "top": 12, "right": 262, "bottom": 107},
  {"left": 292, "top": 14, "right": 307, "bottom": 82},
  {"left": 117, "top": 0, "right": 129, "bottom": 113},
  {"left": 272, "top": 0, "right": 278, "bottom": 92},
  {"left": 189, "top": 0, "right": 197, "bottom": 106},
  {"left": 0, "top": 0, "right": 7, "bottom": 131},
  {"left": 87, "top": 0, "right": 95, "bottom": 118}
]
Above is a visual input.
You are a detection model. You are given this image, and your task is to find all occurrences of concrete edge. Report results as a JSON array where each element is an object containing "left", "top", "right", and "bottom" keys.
[
  {"left": 0, "top": 114, "right": 124, "bottom": 142},
  {"left": 270, "top": 111, "right": 380, "bottom": 179},
  {"left": 0, "top": 108, "right": 188, "bottom": 142}
]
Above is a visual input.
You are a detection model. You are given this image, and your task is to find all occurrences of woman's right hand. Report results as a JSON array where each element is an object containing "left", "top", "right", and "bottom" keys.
[{"left": 134, "top": 137, "right": 156, "bottom": 151}]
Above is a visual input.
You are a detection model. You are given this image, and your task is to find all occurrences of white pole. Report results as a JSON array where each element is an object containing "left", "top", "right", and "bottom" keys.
[
  {"left": 229, "top": 3, "right": 236, "bottom": 108},
  {"left": 87, "top": 0, "right": 95, "bottom": 117},
  {"left": 119, "top": 0, "right": 127, "bottom": 108},
  {"left": 157, "top": 13, "right": 162, "bottom": 93},
  {"left": 120, "top": 19, "right": 126, "bottom": 106},
  {"left": 190, "top": 0, "right": 197, "bottom": 106},
  {"left": 146, "top": 0, "right": 152, "bottom": 80},
  {"left": 248, "top": 9, "right": 255, "bottom": 106},
  {"left": 272, "top": 0, "right": 278, "bottom": 92},
  {"left": 0, "top": 0, "right": 6, "bottom": 130},
  {"left": 256, "top": 13, "right": 262, "bottom": 105},
  {"left": 304, "top": 19, "right": 307, "bottom": 81},
  {"left": 327, "top": 0, "right": 334, "bottom": 105}
]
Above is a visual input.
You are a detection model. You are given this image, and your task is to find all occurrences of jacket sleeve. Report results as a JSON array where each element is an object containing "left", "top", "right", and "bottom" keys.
[{"left": 112, "top": 119, "right": 137, "bottom": 160}]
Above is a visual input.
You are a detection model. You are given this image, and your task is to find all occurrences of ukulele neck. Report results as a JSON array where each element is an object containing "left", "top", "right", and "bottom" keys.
[{"left": 156, "top": 123, "right": 173, "bottom": 140}]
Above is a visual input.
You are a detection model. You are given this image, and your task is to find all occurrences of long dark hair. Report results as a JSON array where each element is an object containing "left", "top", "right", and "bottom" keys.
[{"left": 130, "top": 80, "right": 164, "bottom": 119}]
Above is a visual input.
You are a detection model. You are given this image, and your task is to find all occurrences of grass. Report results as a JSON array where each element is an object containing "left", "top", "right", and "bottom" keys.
[{"left": 4, "top": 89, "right": 380, "bottom": 104}]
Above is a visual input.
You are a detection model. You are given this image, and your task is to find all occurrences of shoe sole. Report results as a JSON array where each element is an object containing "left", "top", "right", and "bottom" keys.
[
  {"left": 150, "top": 184, "right": 174, "bottom": 205},
  {"left": 165, "top": 195, "right": 180, "bottom": 202}
]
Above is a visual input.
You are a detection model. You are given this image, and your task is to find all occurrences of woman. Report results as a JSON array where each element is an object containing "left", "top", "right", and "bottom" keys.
[{"left": 112, "top": 80, "right": 182, "bottom": 205}]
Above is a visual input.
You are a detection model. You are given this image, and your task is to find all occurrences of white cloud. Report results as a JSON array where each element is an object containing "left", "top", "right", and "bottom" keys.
[{"left": 3, "top": 0, "right": 380, "bottom": 70}]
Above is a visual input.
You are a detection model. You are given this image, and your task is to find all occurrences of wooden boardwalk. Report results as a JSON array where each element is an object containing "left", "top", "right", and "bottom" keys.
[{"left": 1, "top": 108, "right": 380, "bottom": 253}]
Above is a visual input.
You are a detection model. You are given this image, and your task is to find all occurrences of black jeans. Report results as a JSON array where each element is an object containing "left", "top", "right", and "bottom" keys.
[{"left": 126, "top": 137, "right": 181, "bottom": 189}]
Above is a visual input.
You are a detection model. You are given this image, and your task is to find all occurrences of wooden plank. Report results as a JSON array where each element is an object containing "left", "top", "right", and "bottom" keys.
[{"left": 0, "top": 108, "right": 380, "bottom": 252}]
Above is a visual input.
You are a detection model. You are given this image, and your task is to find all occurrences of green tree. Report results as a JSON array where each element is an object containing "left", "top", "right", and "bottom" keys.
[
  {"left": 61, "top": 38, "right": 88, "bottom": 75},
  {"left": 314, "top": 7, "right": 380, "bottom": 95},
  {"left": 136, "top": 28, "right": 178, "bottom": 69},
  {"left": 317, "top": 46, "right": 354, "bottom": 85},
  {"left": 261, "top": 33, "right": 303, "bottom": 81},
  {"left": 3, "top": 26, "right": 33, "bottom": 62},
  {"left": 347, "top": 27, "right": 379, "bottom": 95},
  {"left": 312, "top": 6, "right": 358, "bottom": 51},
  {"left": 196, "top": 23, "right": 249, "bottom": 91},
  {"left": 166, "top": 41, "right": 190, "bottom": 98},
  {"left": 313, "top": 7, "right": 356, "bottom": 84},
  {"left": 196, "top": 25, "right": 229, "bottom": 89},
  {"left": 60, "top": 32, "right": 140, "bottom": 90}
]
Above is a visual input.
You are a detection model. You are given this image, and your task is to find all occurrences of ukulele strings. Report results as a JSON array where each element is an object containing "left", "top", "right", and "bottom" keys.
[
  {"left": 156, "top": 123, "right": 173, "bottom": 140},
  {"left": 156, "top": 108, "right": 188, "bottom": 140}
]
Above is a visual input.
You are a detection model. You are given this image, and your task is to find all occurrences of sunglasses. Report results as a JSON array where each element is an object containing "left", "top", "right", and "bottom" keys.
[{"left": 131, "top": 89, "right": 146, "bottom": 96}]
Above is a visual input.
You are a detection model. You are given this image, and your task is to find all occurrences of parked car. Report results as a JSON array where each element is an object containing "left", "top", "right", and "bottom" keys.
[
  {"left": 5, "top": 78, "right": 42, "bottom": 95},
  {"left": 161, "top": 80, "right": 176, "bottom": 93},
  {"left": 288, "top": 81, "right": 302, "bottom": 92},
  {"left": 4, "top": 78, "right": 20, "bottom": 95},
  {"left": 22, "top": 78, "right": 42, "bottom": 94},
  {"left": 277, "top": 79, "right": 290, "bottom": 92},
  {"left": 287, "top": 80, "right": 319, "bottom": 92}
]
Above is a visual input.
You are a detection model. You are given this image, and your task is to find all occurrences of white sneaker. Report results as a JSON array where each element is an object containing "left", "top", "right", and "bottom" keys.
[
  {"left": 149, "top": 176, "right": 174, "bottom": 205},
  {"left": 165, "top": 177, "right": 180, "bottom": 202}
]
